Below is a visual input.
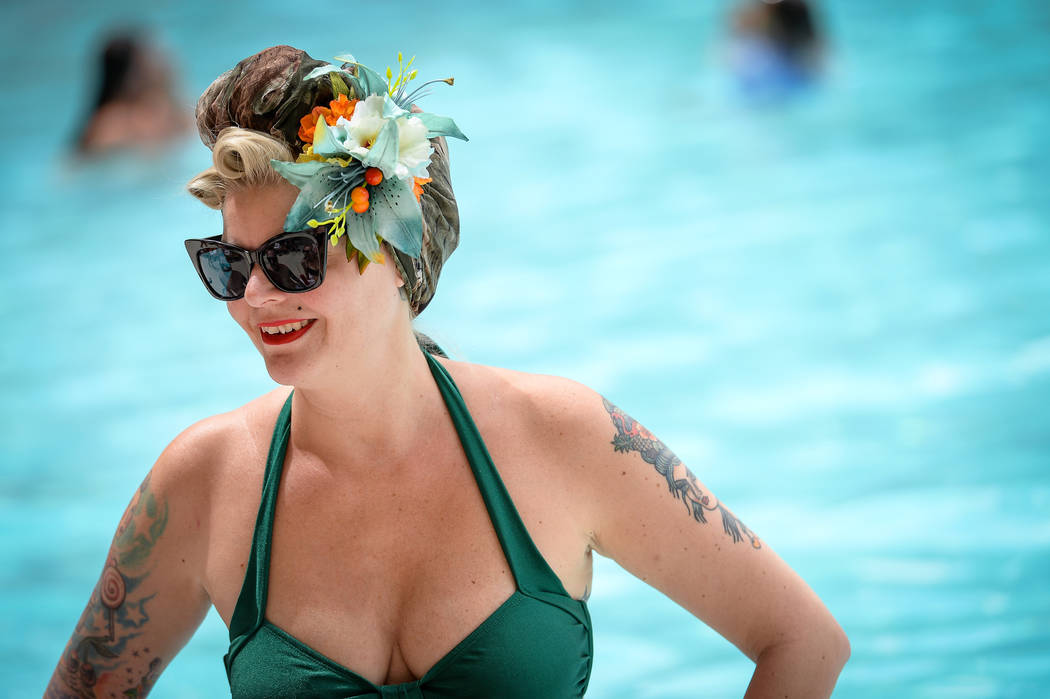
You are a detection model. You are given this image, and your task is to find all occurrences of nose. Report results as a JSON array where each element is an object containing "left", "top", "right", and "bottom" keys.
[{"left": 241, "top": 265, "right": 283, "bottom": 307}]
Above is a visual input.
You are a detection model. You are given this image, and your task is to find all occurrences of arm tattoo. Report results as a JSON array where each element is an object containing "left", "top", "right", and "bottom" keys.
[
  {"left": 51, "top": 472, "right": 167, "bottom": 698},
  {"left": 602, "top": 397, "right": 761, "bottom": 550}
]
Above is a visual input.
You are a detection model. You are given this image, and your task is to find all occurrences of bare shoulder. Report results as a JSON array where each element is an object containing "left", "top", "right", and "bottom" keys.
[
  {"left": 436, "top": 359, "right": 616, "bottom": 513},
  {"left": 43, "top": 388, "right": 293, "bottom": 698},
  {"left": 439, "top": 358, "right": 605, "bottom": 444},
  {"left": 151, "top": 388, "right": 292, "bottom": 499}
]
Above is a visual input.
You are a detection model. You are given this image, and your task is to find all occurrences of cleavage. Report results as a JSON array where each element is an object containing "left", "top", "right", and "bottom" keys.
[{"left": 262, "top": 453, "right": 518, "bottom": 685}]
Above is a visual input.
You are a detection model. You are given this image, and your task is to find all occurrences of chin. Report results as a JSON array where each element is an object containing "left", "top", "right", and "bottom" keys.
[
  {"left": 260, "top": 360, "right": 298, "bottom": 387},
  {"left": 258, "top": 350, "right": 316, "bottom": 388}
]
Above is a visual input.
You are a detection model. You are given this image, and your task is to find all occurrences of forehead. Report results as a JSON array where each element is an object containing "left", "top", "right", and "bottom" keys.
[{"left": 221, "top": 183, "right": 299, "bottom": 246}]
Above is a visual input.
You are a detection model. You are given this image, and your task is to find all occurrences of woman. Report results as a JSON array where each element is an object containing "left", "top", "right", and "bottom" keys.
[{"left": 46, "top": 45, "right": 848, "bottom": 698}]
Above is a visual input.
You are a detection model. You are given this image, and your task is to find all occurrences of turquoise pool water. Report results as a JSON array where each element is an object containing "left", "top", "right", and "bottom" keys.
[{"left": 2, "top": 1, "right": 1048, "bottom": 696}]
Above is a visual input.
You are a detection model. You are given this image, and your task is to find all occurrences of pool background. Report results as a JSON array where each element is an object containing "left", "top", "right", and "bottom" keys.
[{"left": 2, "top": 0, "right": 1048, "bottom": 696}]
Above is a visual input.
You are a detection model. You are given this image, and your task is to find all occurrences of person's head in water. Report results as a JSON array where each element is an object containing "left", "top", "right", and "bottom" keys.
[
  {"left": 728, "top": 0, "right": 824, "bottom": 96},
  {"left": 733, "top": 0, "right": 821, "bottom": 60},
  {"left": 77, "top": 31, "right": 187, "bottom": 154}
]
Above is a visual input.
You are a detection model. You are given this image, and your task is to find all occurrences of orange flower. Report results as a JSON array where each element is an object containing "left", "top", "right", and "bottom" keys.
[
  {"left": 413, "top": 177, "right": 432, "bottom": 201},
  {"left": 298, "top": 96, "right": 358, "bottom": 143},
  {"left": 298, "top": 105, "right": 332, "bottom": 143},
  {"left": 326, "top": 94, "right": 357, "bottom": 125}
]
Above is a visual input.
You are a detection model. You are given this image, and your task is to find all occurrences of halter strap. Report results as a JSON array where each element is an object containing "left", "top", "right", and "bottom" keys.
[
  {"left": 226, "top": 391, "right": 292, "bottom": 668},
  {"left": 227, "top": 353, "right": 586, "bottom": 666},
  {"left": 424, "top": 354, "right": 585, "bottom": 621}
]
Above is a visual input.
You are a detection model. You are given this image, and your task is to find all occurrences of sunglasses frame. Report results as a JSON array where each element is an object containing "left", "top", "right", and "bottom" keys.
[{"left": 184, "top": 229, "right": 330, "bottom": 301}]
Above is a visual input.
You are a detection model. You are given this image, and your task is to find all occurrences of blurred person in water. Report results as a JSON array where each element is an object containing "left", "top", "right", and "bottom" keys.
[
  {"left": 47, "top": 45, "right": 849, "bottom": 698},
  {"left": 728, "top": 0, "right": 824, "bottom": 98},
  {"left": 76, "top": 31, "right": 189, "bottom": 155}
]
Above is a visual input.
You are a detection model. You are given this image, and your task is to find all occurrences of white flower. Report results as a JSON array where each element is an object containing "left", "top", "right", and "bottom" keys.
[
  {"left": 394, "top": 115, "right": 432, "bottom": 179},
  {"left": 338, "top": 95, "right": 433, "bottom": 180},
  {"left": 341, "top": 95, "right": 386, "bottom": 158}
]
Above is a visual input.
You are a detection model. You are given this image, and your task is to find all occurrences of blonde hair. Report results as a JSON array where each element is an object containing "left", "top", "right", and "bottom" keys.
[{"left": 186, "top": 127, "right": 294, "bottom": 209}]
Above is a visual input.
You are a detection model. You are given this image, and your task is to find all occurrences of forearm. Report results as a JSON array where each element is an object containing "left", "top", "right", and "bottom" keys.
[
  {"left": 743, "top": 633, "right": 850, "bottom": 699},
  {"left": 44, "top": 660, "right": 78, "bottom": 699}
]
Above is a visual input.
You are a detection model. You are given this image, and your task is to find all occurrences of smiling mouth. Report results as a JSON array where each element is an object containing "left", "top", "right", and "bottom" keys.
[{"left": 259, "top": 319, "right": 316, "bottom": 345}]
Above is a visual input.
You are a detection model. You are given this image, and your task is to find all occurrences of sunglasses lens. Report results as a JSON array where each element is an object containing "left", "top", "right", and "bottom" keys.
[
  {"left": 197, "top": 245, "right": 250, "bottom": 299},
  {"left": 261, "top": 233, "right": 324, "bottom": 292}
]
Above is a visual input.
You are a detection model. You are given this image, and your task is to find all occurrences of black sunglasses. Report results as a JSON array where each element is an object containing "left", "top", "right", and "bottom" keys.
[{"left": 184, "top": 229, "right": 329, "bottom": 300}]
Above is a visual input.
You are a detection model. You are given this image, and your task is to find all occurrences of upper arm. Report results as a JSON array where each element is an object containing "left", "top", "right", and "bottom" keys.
[
  {"left": 559, "top": 389, "right": 845, "bottom": 662},
  {"left": 46, "top": 419, "right": 224, "bottom": 698}
]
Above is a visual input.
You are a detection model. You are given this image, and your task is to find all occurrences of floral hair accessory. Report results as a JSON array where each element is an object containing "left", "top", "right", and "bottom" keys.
[{"left": 270, "top": 52, "right": 467, "bottom": 271}]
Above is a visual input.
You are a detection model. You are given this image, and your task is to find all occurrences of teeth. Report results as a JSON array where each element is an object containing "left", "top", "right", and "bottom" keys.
[{"left": 261, "top": 320, "right": 310, "bottom": 335}]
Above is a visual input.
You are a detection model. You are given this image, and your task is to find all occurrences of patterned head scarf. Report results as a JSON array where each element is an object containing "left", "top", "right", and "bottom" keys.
[{"left": 195, "top": 45, "right": 462, "bottom": 316}]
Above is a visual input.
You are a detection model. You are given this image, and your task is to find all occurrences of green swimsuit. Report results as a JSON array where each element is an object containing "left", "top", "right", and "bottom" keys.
[{"left": 224, "top": 353, "right": 593, "bottom": 698}]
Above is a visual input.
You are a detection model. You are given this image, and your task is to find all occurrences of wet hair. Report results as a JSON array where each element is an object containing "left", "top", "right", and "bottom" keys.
[
  {"left": 92, "top": 33, "right": 147, "bottom": 109},
  {"left": 766, "top": 0, "right": 819, "bottom": 60},
  {"left": 186, "top": 127, "right": 293, "bottom": 209}
]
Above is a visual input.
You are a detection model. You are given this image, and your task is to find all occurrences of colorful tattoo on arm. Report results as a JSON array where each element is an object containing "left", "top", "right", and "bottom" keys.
[
  {"left": 49, "top": 473, "right": 168, "bottom": 698},
  {"left": 602, "top": 397, "right": 761, "bottom": 549}
]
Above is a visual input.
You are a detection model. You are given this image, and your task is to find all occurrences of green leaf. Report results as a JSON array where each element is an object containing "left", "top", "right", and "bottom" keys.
[
  {"left": 381, "top": 95, "right": 410, "bottom": 120},
  {"left": 350, "top": 61, "right": 390, "bottom": 97},
  {"left": 271, "top": 161, "right": 340, "bottom": 231},
  {"left": 371, "top": 177, "right": 422, "bottom": 258},
  {"left": 414, "top": 113, "right": 468, "bottom": 141},
  {"left": 303, "top": 64, "right": 340, "bottom": 81},
  {"left": 270, "top": 159, "right": 331, "bottom": 188},
  {"left": 329, "top": 72, "right": 350, "bottom": 97},
  {"left": 345, "top": 206, "right": 382, "bottom": 261},
  {"left": 312, "top": 119, "right": 350, "bottom": 158}
]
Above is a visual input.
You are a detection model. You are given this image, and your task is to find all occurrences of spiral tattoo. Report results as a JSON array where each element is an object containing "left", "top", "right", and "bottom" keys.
[
  {"left": 50, "top": 472, "right": 168, "bottom": 698},
  {"left": 99, "top": 559, "right": 127, "bottom": 610}
]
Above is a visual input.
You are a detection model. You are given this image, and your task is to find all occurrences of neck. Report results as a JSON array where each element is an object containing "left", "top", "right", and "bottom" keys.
[{"left": 288, "top": 321, "right": 442, "bottom": 468}]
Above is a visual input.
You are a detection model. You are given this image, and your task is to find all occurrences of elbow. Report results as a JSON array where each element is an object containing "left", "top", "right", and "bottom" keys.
[
  {"left": 839, "top": 628, "right": 852, "bottom": 666},
  {"left": 806, "top": 605, "right": 851, "bottom": 670},
  {"left": 771, "top": 617, "right": 850, "bottom": 673},
  {"left": 824, "top": 620, "right": 851, "bottom": 670}
]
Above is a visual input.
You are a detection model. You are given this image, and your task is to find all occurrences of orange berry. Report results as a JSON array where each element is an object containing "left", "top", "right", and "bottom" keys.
[
  {"left": 365, "top": 167, "right": 383, "bottom": 186},
  {"left": 350, "top": 186, "right": 369, "bottom": 204},
  {"left": 351, "top": 200, "right": 369, "bottom": 213}
]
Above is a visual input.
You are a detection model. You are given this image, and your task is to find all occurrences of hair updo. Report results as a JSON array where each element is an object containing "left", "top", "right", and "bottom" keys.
[
  {"left": 186, "top": 127, "right": 293, "bottom": 209},
  {"left": 185, "top": 45, "right": 460, "bottom": 317}
]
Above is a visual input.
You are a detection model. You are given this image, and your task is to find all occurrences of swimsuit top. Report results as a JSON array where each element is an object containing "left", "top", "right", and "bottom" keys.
[{"left": 224, "top": 353, "right": 593, "bottom": 698}]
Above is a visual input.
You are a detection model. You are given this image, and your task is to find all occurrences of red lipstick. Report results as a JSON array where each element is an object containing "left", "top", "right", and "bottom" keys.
[{"left": 258, "top": 319, "right": 316, "bottom": 346}]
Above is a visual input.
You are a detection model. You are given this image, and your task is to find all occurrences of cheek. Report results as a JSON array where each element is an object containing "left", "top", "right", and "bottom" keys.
[{"left": 227, "top": 300, "right": 251, "bottom": 330}]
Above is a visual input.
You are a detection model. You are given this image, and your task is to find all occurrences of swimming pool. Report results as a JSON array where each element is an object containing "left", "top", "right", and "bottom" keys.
[{"left": 3, "top": 0, "right": 1048, "bottom": 696}]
